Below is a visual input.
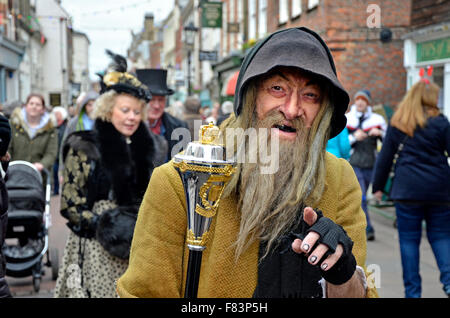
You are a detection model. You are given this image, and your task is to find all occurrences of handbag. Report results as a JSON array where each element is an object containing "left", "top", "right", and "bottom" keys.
[
  {"left": 383, "top": 135, "right": 408, "bottom": 197},
  {"left": 96, "top": 205, "right": 138, "bottom": 260}
]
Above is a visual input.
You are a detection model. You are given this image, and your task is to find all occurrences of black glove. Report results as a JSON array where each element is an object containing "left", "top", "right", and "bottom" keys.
[
  {"left": 0, "top": 115, "right": 11, "bottom": 157},
  {"left": 305, "top": 211, "right": 356, "bottom": 285}
]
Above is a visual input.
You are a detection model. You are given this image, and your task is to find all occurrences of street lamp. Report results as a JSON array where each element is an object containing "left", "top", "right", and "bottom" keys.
[{"left": 184, "top": 22, "right": 198, "bottom": 96}]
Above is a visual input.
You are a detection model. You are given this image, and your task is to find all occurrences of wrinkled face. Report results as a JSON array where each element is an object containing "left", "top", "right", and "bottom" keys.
[
  {"left": 255, "top": 67, "right": 323, "bottom": 141},
  {"left": 355, "top": 97, "right": 368, "bottom": 113},
  {"left": 110, "top": 94, "right": 143, "bottom": 137},
  {"left": 25, "top": 96, "right": 45, "bottom": 119},
  {"left": 147, "top": 95, "right": 166, "bottom": 122}
]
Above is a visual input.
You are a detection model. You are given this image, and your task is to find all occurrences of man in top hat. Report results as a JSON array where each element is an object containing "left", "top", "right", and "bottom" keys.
[
  {"left": 346, "top": 89, "right": 386, "bottom": 241},
  {"left": 118, "top": 28, "right": 378, "bottom": 298},
  {"left": 136, "top": 69, "right": 188, "bottom": 163}
]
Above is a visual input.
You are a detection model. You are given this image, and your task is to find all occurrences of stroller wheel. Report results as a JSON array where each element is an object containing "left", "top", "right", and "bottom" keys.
[
  {"left": 50, "top": 248, "right": 59, "bottom": 280},
  {"left": 33, "top": 277, "right": 41, "bottom": 293}
]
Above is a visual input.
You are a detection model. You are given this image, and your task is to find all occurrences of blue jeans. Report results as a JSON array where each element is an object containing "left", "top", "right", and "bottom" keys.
[
  {"left": 352, "top": 166, "right": 374, "bottom": 231},
  {"left": 395, "top": 202, "right": 450, "bottom": 298}
]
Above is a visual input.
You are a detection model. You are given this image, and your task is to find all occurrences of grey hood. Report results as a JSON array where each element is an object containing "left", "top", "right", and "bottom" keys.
[{"left": 233, "top": 27, "right": 349, "bottom": 139}]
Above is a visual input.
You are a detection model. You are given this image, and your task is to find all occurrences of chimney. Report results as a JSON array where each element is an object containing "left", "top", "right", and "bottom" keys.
[{"left": 144, "top": 13, "right": 154, "bottom": 41}]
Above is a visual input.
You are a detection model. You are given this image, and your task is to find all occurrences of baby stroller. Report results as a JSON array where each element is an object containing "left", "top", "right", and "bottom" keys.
[{"left": 2, "top": 160, "right": 59, "bottom": 292}]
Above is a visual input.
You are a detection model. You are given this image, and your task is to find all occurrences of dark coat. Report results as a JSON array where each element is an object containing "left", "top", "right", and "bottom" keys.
[
  {"left": 0, "top": 114, "right": 11, "bottom": 298},
  {"left": 161, "top": 112, "right": 189, "bottom": 160},
  {"left": 0, "top": 173, "right": 11, "bottom": 298},
  {"left": 60, "top": 120, "right": 155, "bottom": 238},
  {"left": 372, "top": 115, "right": 450, "bottom": 203}
]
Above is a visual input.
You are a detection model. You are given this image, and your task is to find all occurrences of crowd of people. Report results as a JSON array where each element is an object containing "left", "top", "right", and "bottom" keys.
[{"left": 0, "top": 26, "right": 448, "bottom": 299}]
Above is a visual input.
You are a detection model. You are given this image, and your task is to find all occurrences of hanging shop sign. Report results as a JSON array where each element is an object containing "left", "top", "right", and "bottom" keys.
[
  {"left": 199, "top": 50, "right": 218, "bottom": 61},
  {"left": 201, "top": 1, "right": 222, "bottom": 28}
]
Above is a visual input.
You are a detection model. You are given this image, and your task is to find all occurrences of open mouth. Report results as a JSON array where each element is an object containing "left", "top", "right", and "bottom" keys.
[{"left": 273, "top": 124, "right": 296, "bottom": 133}]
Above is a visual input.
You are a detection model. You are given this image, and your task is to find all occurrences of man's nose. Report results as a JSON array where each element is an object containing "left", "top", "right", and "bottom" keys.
[{"left": 280, "top": 91, "right": 303, "bottom": 120}]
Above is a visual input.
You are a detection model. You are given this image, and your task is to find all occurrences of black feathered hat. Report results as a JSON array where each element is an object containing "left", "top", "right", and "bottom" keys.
[
  {"left": 99, "top": 50, "right": 152, "bottom": 102},
  {"left": 135, "top": 69, "right": 174, "bottom": 96},
  {"left": 233, "top": 27, "right": 349, "bottom": 139}
]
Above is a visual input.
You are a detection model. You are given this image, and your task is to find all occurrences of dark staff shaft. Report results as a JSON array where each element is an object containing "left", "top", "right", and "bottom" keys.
[{"left": 184, "top": 250, "right": 203, "bottom": 298}]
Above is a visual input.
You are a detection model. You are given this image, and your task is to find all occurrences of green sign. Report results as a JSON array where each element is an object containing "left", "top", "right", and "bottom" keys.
[
  {"left": 417, "top": 37, "right": 450, "bottom": 62},
  {"left": 201, "top": 1, "right": 222, "bottom": 28}
]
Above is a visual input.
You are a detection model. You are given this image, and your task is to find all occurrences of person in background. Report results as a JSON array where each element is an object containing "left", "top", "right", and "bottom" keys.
[
  {"left": 346, "top": 90, "right": 386, "bottom": 241},
  {"left": 0, "top": 113, "right": 12, "bottom": 298},
  {"left": 54, "top": 53, "right": 155, "bottom": 298},
  {"left": 63, "top": 91, "right": 99, "bottom": 139},
  {"left": 326, "top": 126, "right": 351, "bottom": 160},
  {"left": 205, "top": 102, "right": 220, "bottom": 125},
  {"left": 182, "top": 96, "right": 204, "bottom": 141},
  {"left": 166, "top": 100, "right": 184, "bottom": 120},
  {"left": 216, "top": 100, "right": 234, "bottom": 126},
  {"left": 136, "top": 69, "right": 189, "bottom": 161},
  {"left": 51, "top": 106, "right": 68, "bottom": 195},
  {"left": 372, "top": 79, "right": 450, "bottom": 298},
  {"left": 8, "top": 93, "right": 58, "bottom": 174},
  {"left": 58, "top": 91, "right": 99, "bottom": 187}
]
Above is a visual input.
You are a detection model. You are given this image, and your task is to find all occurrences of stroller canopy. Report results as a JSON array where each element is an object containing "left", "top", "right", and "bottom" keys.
[{"left": 6, "top": 161, "right": 45, "bottom": 212}]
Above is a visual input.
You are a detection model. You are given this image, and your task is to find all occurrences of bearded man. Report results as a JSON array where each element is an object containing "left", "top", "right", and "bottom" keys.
[{"left": 117, "top": 28, "right": 378, "bottom": 298}]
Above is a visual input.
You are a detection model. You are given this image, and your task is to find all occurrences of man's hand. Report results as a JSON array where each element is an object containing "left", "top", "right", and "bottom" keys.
[
  {"left": 373, "top": 190, "right": 383, "bottom": 202},
  {"left": 0, "top": 151, "right": 10, "bottom": 162},
  {"left": 291, "top": 207, "right": 343, "bottom": 271},
  {"left": 368, "top": 127, "right": 382, "bottom": 137},
  {"left": 354, "top": 129, "right": 367, "bottom": 141},
  {"left": 291, "top": 207, "right": 360, "bottom": 285}
]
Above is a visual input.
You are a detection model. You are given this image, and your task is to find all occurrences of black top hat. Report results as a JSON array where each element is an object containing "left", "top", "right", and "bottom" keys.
[{"left": 136, "top": 69, "right": 175, "bottom": 96}]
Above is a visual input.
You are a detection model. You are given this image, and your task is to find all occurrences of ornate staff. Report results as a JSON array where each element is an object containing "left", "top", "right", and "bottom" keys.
[{"left": 173, "top": 123, "right": 236, "bottom": 298}]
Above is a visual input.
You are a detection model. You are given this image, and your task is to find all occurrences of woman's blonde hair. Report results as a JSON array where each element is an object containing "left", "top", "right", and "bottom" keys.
[
  {"left": 390, "top": 81, "right": 441, "bottom": 137},
  {"left": 92, "top": 90, "right": 147, "bottom": 122}
]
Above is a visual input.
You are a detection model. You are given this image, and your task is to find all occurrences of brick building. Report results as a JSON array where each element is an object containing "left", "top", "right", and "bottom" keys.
[{"left": 264, "top": 0, "right": 412, "bottom": 109}]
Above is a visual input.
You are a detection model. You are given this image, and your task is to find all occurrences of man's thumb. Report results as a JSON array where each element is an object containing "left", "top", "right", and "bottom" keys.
[{"left": 303, "top": 207, "right": 318, "bottom": 227}]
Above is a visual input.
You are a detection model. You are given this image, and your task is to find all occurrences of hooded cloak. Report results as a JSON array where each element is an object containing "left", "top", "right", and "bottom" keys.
[{"left": 234, "top": 27, "right": 349, "bottom": 139}]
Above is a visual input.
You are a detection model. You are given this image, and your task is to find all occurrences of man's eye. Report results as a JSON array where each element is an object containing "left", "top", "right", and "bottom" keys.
[
  {"left": 303, "top": 91, "right": 320, "bottom": 101},
  {"left": 268, "top": 85, "right": 286, "bottom": 97}
]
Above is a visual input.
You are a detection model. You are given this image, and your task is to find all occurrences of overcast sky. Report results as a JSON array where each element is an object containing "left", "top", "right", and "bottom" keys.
[{"left": 60, "top": 0, "right": 175, "bottom": 80}]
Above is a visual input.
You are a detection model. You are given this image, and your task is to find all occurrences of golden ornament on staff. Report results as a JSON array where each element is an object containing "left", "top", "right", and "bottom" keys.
[{"left": 173, "top": 123, "right": 236, "bottom": 298}]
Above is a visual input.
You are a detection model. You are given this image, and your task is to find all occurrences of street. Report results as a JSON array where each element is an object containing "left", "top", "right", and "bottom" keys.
[{"left": 6, "top": 196, "right": 447, "bottom": 298}]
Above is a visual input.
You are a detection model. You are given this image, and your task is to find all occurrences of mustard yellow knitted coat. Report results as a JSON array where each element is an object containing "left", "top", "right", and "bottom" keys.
[{"left": 117, "top": 153, "right": 378, "bottom": 298}]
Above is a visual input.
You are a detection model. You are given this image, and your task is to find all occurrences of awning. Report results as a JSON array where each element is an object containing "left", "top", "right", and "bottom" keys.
[{"left": 221, "top": 70, "right": 239, "bottom": 96}]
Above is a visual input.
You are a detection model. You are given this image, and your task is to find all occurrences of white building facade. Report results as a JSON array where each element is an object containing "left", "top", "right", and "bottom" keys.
[
  {"left": 36, "top": 0, "right": 71, "bottom": 107},
  {"left": 72, "top": 30, "right": 90, "bottom": 97}
]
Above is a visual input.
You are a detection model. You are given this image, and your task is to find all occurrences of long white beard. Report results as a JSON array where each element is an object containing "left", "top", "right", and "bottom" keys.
[{"left": 234, "top": 110, "right": 312, "bottom": 259}]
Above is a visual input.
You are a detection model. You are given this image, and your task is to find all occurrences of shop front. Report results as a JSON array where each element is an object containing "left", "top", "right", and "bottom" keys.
[
  {"left": 403, "top": 22, "right": 450, "bottom": 117},
  {"left": 0, "top": 35, "right": 25, "bottom": 103}
]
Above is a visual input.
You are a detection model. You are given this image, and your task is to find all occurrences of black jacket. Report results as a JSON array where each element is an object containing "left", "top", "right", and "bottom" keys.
[{"left": 161, "top": 112, "right": 189, "bottom": 160}]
